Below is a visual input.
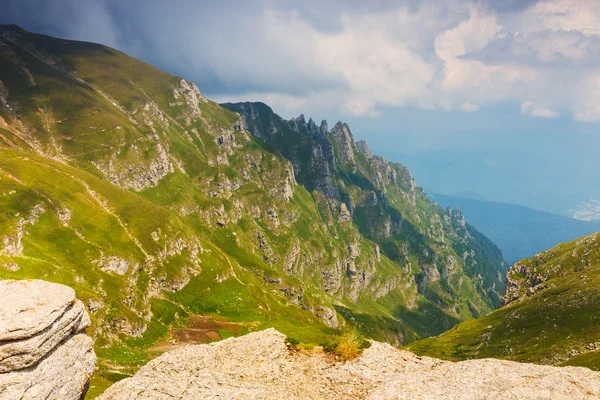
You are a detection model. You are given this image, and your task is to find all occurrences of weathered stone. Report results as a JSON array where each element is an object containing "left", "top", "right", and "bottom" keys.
[
  {"left": 0, "top": 279, "right": 76, "bottom": 341},
  {"left": 355, "top": 140, "right": 373, "bottom": 159},
  {"left": 0, "top": 298, "right": 89, "bottom": 372},
  {"left": 329, "top": 122, "right": 355, "bottom": 164},
  {"left": 99, "top": 329, "right": 600, "bottom": 400},
  {"left": 0, "top": 280, "right": 96, "bottom": 400},
  {"left": 0, "top": 333, "right": 95, "bottom": 400}
]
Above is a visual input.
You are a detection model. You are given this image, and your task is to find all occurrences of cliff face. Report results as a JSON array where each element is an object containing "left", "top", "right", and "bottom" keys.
[
  {"left": 0, "top": 279, "right": 96, "bottom": 400},
  {"left": 0, "top": 25, "right": 504, "bottom": 388}
]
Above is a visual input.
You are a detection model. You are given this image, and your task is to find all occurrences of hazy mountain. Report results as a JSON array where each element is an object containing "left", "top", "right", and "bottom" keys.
[
  {"left": 376, "top": 148, "right": 599, "bottom": 217},
  {"left": 429, "top": 194, "right": 600, "bottom": 264}
]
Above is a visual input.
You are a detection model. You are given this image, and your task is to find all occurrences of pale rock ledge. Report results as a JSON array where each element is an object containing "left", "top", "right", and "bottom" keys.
[{"left": 99, "top": 328, "right": 600, "bottom": 400}]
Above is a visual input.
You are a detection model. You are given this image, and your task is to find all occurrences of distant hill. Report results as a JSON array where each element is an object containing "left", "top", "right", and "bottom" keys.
[
  {"left": 408, "top": 231, "right": 600, "bottom": 371},
  {"left": 451, "top": 191, "right": 487, "bottom": 201},
  {"left": 429, "top": 194, "right": 600, "bottom": 264}
]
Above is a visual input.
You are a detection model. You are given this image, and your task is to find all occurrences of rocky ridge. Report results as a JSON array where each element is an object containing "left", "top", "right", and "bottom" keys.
[
  {"left": 0, "top": 279, "right": 96, "bottom": 400},
  {"left": 99, "top": 328, "right": 600, "bottom": 400},
  {"left": 223, "top": 101, "right": 506, "bottom": 318}
]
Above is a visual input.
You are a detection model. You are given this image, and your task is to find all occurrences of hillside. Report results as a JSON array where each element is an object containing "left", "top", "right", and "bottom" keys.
[
  {"left": 429, "top": 194, "right": 600, "bottom": 264},
  {"left": 408, "top": 231, "right": 600, "bottom": 371},
  {"left": 0, "top": 25, "right": 504, "bottom": 395}
]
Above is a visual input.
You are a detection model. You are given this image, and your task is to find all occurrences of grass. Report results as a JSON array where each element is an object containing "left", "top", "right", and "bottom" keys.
[
  {"left": 322, "top": 328, "right": 372, "bottom": 361},
  {"left": 407, "top": 233, "right": 600, "bottom": 371}
]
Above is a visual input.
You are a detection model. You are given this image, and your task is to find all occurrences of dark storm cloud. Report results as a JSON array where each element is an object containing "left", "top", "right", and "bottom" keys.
[{"left": 2, "top": 0, "right": 600, "bottom": 123}]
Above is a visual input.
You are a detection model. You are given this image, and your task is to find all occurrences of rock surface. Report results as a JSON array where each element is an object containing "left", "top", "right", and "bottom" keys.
[
  {"left": 99, "top": 329, "right": 600, "bottom": 400},
  {"left": 0, "top": 279, "right": 96, "bottom": 400}
]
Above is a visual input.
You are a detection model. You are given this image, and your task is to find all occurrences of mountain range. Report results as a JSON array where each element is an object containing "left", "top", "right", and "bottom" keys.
[{"left": 0, "top": 25, "right": 505, "bottom": 394}]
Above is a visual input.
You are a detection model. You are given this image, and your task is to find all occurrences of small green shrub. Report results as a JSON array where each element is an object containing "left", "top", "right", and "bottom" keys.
[{"left": 285, "top": 336, "right": 300, "bottom": 347}]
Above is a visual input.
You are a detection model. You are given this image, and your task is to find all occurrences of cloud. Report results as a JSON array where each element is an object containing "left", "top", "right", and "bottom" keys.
[
  {"left": 2, "top": 0, "right": 600, "bottom": 123},
  {"left": 520, "top": 101, "right": 559, "bottom": 118},
  {"left": 341, "top": 98, "right": 381, "bottom": 117},
  {"left": 460, "top": 103, "right": 480, "bottom": 112}
]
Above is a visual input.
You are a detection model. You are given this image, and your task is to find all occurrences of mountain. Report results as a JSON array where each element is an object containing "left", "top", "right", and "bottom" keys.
[
  {"left": 408, "top": 231, "right": 600, "bottom": 371},
  {"left": 0, "top": 25, "right": 504, "bottom": 394},
  {"left": 429, "top": 194, "right": 600, "bottom": 264},
  {"left": 222, "top": 101, "right": 506, "bottom": 308}
]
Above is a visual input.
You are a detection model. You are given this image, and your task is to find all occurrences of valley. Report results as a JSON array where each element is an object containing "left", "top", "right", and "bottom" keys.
[{"left": 428, "top": 193, "right": 600, "bottom": 264}]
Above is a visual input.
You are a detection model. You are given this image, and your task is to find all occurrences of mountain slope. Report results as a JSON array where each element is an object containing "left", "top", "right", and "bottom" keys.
[
  {"left": 0, "top": 25, "right": 504, "bottom": 394},
  {"left": 408, "top": 231, "right": 600, "bottom": 371},
  {"left": 429, "top": 194, "right": 600, "bottom": 264},
  {"left": 222, "top": 102, "right": 506, "bottom": 315}
]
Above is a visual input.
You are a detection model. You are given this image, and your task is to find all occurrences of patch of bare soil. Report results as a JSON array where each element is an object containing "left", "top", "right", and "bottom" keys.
[{"left": 151, "top": 315, "right": 246, "bottom": 354}]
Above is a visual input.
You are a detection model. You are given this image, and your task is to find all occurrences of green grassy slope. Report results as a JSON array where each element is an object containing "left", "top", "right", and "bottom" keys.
[
  {"left": 408, "top": 232, "right": 600, "bottom": 371},
  {"left": 0, "top": 25, "right": 504, "bottom": 396}
]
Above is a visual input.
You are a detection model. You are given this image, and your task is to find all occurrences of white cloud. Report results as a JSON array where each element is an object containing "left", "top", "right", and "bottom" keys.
[
  {"left": 520, "top": 101, "right": 559, "bottom": 118},
  {"left": 460, "top": 103, "right": 480, "bottom": 112},
  {"left": 341, "top": 98, "right": 381, "bottom": 117}
]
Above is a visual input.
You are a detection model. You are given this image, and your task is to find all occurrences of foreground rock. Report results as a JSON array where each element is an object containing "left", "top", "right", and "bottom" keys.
[
  {"left": 99, "top": 329, "right": 600, "bottom": 400},
  {"left": 0, "top": 280, "right": 96, "bottom": 400}
]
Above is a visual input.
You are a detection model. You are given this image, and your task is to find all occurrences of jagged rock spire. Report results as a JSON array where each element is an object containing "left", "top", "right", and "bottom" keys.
[
  {"left": 330, "top": 121, "right": 356, "bottom": 164},
  {"left": 356, "top": 140, "right": 373, "bottom": 159}
]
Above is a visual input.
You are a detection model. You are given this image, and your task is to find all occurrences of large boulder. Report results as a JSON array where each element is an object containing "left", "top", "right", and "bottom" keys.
[
  {"left": 99, "top": 328, "right": 600, "bottom": 400},
  {"left": 0, "top": 279, "right": 96, "bottom": 400}
]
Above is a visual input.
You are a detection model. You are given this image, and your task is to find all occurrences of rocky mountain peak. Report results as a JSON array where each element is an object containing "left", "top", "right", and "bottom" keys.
[
  {"left": 356, "top": 140, "right": 373, "bottom": 159},
  {"left": 330, "top": 121, "right": 356, "bottom": 164},
  {"left": 319, "top": 120, "right": 329, "bottom": 137},
  {"left": 307, "top": 117, "right": 319, "bottom": 135}
]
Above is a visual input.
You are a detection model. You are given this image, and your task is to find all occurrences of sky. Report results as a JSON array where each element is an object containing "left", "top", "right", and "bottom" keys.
[{"left": 2, "top": 0, "right": 599, "bottom": 215}]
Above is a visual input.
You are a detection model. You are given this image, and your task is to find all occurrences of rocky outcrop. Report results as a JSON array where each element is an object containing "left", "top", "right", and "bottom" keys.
[
  {"left": 0, "top": 279, "right": 96, "bottom": 400},
  {"left": 502, "top": 262, "right": 550, "bottom": 305},
  {"left": 92, "top": 143, "right": 174, "bottom": 191},
  {"left": 330, "top": 122, "right": 356, "bottom": 164},
  {"left": 355, "top": 140, "right": 373, "bottom": 159},
  {"left": 99, "top": 329, "right": 600, "bottom": 400}
]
